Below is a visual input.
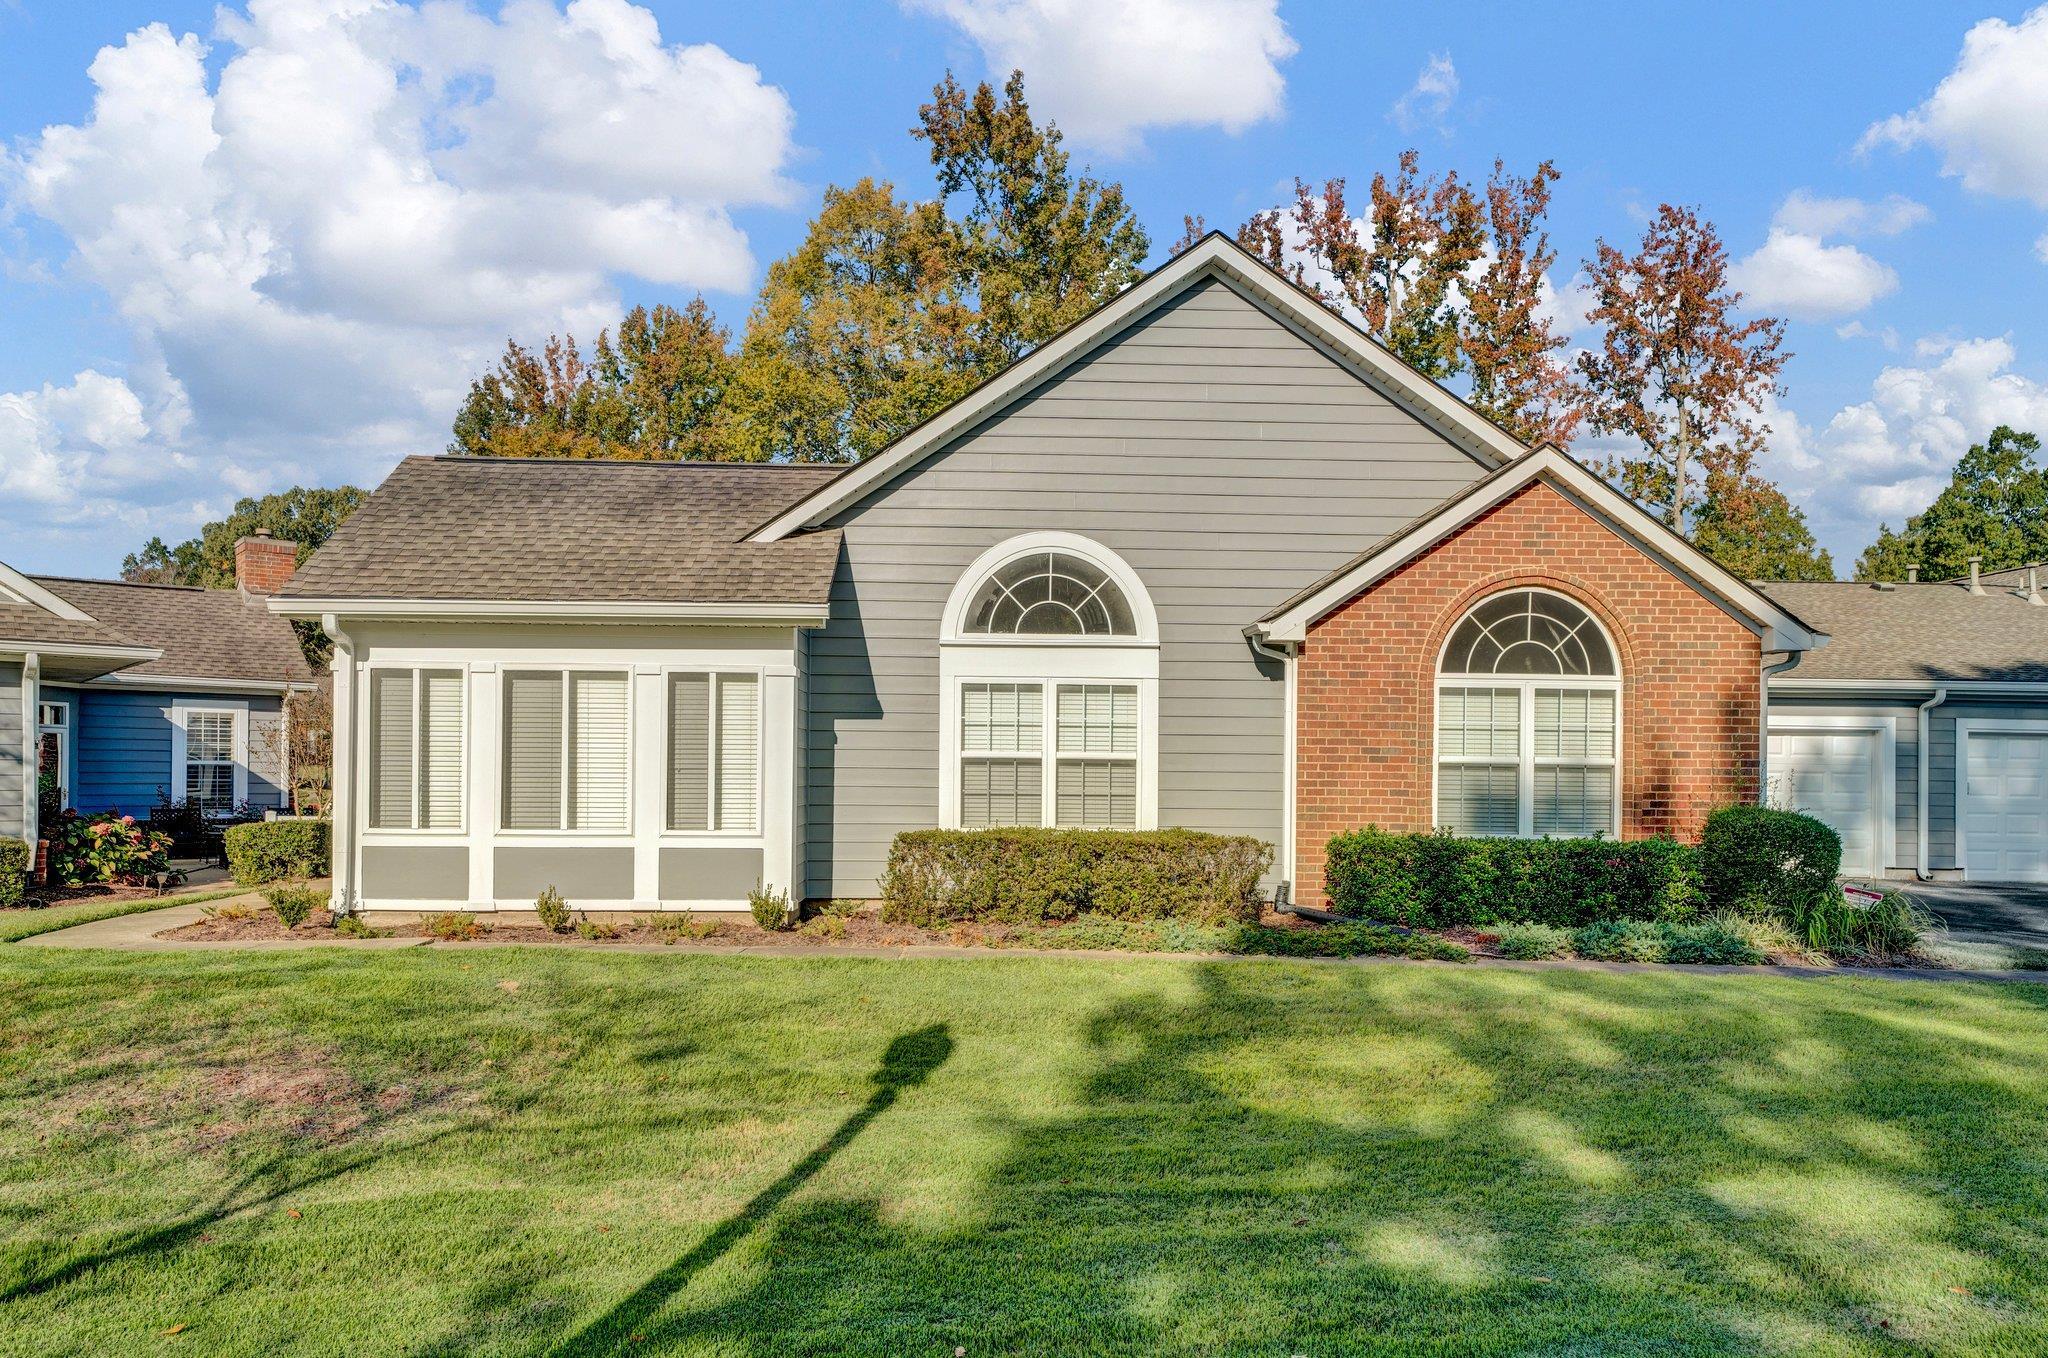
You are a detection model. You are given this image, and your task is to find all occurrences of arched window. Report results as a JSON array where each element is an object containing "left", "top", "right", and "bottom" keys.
[
  {"left": 1436, "top": 589, "right": 1619, "bottom": 838},
  {"left": 940, "top": 534, "right": 1158, "bottom": 832}
]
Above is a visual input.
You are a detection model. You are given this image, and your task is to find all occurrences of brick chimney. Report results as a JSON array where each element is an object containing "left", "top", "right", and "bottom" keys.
[{"left": 234, "top": 529, "right": 297, "bottom": 595}]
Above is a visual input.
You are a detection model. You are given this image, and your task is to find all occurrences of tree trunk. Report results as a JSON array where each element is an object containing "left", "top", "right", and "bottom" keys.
[{"left": 1670, "top": 402, "right": 1688, "bottom": 532}]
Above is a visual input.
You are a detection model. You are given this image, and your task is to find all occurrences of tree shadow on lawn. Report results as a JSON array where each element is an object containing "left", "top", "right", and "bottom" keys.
[{"left": 537, "top": 966, "right": 2048, "bottom": 1357}]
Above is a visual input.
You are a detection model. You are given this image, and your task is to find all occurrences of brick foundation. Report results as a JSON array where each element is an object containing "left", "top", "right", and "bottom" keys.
[{"left": 1293, "top": 481, "right": 1761, "bottom": 904}]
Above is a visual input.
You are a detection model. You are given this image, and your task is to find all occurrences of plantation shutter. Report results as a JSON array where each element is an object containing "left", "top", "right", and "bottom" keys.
[
  {"left": 715, "top": 673, "right": 759, "bottom": 832},
  {"left": 1533, "top": 688, "right": 1615, "bottom": 837},
  {"left": 961, "top": 758, "right": 1042, "bottom": 827},
  {"left": 1055, "top": 761, "right": 1136, "bottom": 829},
  {"left": 568, "top": 672, "right": 630, "bottom": 831},
  {"left": 503, "top": 672, "right": 564, "bottom": 829},
  {"left": 1435, "top": 687, "right": 1520, "bottom": 836},
  {"left": 418, "top": 671, "right": 464, "bottom": 830},
  {"left": 668, "top": 672, "right": 710, "bottom": 831},
  {"left": 368, "top": 670, "right": 414, "bottom": 829},
  {"left": 1056, "top": 685, "right": 1136, "bottom": 754}
]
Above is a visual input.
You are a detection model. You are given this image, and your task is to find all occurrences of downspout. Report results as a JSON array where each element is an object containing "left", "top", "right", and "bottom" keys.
[
  {"left": 1247, "top": 630, "right": 1297, "bottom": 901},
  {"left": 323, "top": 614, "right": 357, "bottom": 916},
  {"left": 1916, "top": 686, "right": 1949, "bottom": 881},
  {"left": 1758, "top": 650, "right": 1803, "bottom": 804},
  {"left": 19, "top": 652, "right": 38, "bottom": 855}
]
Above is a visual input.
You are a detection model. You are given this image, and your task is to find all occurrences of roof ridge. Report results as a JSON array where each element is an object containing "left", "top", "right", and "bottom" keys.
[
  {"left": 428, "top": 455, "right": 847, "bottom": 472},
  {"left": 32, "top": 573, "right": 210, "bottom": 593}
]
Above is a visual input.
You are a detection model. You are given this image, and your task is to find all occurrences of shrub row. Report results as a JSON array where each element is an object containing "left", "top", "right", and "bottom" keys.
[
  {"left": 1323, "top": 828, "right": 1703, "bottom": 928},
  {"left": 880, "top": 828, "right": 1273, "bottom": 927},
  {"left": 224, "top": 818, "right": 330, "bottom": 886},
  {"left": 1000, "top": 914, "right": 1469, "bottom": 961},
  {"left": 0, "top": 836, "right": 27, "bottom": 907}
]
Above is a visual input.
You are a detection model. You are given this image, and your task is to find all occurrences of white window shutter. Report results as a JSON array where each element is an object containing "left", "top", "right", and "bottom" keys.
[
  {"left": 715, "top": 673, "right": 759, "bottom": 832},
  {"left": 568, "top": 672, "right": 630, "bottom": 831}
]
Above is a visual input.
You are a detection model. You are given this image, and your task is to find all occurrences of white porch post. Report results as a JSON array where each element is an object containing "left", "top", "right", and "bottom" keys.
[
  {"left": 19, "top": 653, "right": 38, "bottom": 850},
  {"left": 762, "top": 661, "right": 799, "bottom": 902},
  {"left": 324, "top": 616, "right": 356, "bottom": 913}
]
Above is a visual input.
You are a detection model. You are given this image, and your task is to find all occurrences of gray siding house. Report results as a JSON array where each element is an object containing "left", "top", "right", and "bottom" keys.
[
  {"left": 0, "top": 539, "right": 317, "bottom": 850},
  {"left": 280, "top": 235, "right": 1872, "bottom": 916}
]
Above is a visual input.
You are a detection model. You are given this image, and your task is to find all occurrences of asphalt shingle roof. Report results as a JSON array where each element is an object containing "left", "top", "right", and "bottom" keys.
[
  {"left": 33, "top": 577, "right": 315, "bottom": 685},
  {"left": 0, "top": 599, "right": 142, "bottom": 652},
  {"left": 281, "top": 457, "right": 847, "bottom": 607},
  {"left": 1758, "top": 578, "right": 2048, "bottom": 682}
]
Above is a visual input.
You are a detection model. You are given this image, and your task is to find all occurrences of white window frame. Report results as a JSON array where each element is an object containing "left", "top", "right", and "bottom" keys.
[
  {"left": 170, "top": 701, "right": 248, "bottom": 819},
  {"left": 1432, "top": 589, "right": 1622, "bottom": 839},
  {"left": 363, "top": 665, "right": 468, "bottom": 837},
  {"left": 939, "top": 533, "right": 1160, "bottom": 830},
  {"left": 35, "top": 698, "right": 68, "bottom": 808},
  {"left": 498, "top": 667, "right": 635, "bottom": 837},
  {"left": 661, "top": 666, "right": 766, "bottom": 839}
]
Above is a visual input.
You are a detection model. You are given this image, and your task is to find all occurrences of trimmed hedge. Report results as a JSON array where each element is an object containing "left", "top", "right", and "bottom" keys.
[
  {"left": 880, "top": 828, "right": 1273, "bottom": 927},
  {"left": 224, "top": 818, "right": 330, "bottom": 886},
  {"left": 1701, "top": 804, "right": 1842, "bottom": 915},
  {"left": 1323, "top": 827, "right": 1703, "bottom": 928},
  {"left": 0, "top": 836, "right": 27, "bottom": 907}
]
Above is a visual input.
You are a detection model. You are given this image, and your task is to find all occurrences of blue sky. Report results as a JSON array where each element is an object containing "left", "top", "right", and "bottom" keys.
[{"left": 4, "top": 0, "right": 2047, "bottom": 577}]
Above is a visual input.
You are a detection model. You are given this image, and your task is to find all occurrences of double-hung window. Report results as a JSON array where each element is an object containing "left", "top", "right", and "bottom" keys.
[
  {"left": 1435, "top": 589, "right": 1619, "bottom": 838},
  {"left": 368, "top": 669, "right": 465, "bottom": 830},
  {"left": 667, "top": 672, "right": 761, "bottom": 833},
  {"left": 502, "top": 670, "right": 630, "bottom": 831},
  {"left": 182, "top": 709, "right": 241, "bottom": 817},
  {"left": 958, "top": 681, "right": 1139, "bottom": 829}
]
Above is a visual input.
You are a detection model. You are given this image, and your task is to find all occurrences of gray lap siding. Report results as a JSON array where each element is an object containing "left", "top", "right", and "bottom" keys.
[{"left": 802, "top": 276, "right": 1494, "bottom": 899}]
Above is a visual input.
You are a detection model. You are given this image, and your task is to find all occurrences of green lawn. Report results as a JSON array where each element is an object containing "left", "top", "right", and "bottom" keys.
[
  {"left": 0, "top": 885, "right": 249, "bottom": 943},
  {"left": 2, "top": 950, "right": 2046, "bottom": 1356}
]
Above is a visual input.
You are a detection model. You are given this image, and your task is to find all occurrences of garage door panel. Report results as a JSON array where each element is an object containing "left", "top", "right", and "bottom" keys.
[
  {"left": 1768, "top": 729, "right": 1878, "bottom": 878},
  {"left": 1964, "top": 731, "right": 2048, "bottom": 882}
]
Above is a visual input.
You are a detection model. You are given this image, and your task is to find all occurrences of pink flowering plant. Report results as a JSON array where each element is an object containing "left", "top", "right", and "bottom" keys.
[{"left": 46, "top": 811, "right": 173, "bottom": 886}]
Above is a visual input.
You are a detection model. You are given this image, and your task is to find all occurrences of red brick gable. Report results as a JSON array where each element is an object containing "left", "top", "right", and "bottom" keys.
[{"left": 1293, "top": 479, "right": 1762, "bottom": 903}]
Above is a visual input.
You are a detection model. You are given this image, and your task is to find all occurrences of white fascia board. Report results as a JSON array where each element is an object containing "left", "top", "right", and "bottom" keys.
[
  {"left": 0, "top": 564, "right": 98, "bottom": 622},
  {"left": 1255, "top": 447, "right": 1825, "bottom": 652},
  {"left": 1771, "top": 677, "right": 2048, "bottom": 697},
  {"left": 84, "top": 672, "right": 313, "bottom": 695},
  {"left": 746, "top": 233, "right": 1528, "bottom": 543},
  {"left": 270, "top": 597, "right": 829, "bottom": 627},
  {"left": 0, "top": 639, "right": 162, "bottom": 664}
]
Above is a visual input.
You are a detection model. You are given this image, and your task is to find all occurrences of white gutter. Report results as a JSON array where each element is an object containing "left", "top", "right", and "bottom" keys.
[
  {"left": 1759, "top": 650, "right": 1804, "bottom": 799},
  {"left": 324, "top": 614, "right": 357, "bottom": 916},
  {"left": 269, "top": 597, "right": 828, "bottom": 626},
  {"left": 1916, "top": 686, "right": 1949, "bottom": 881},
  {"left": 1247, "top": 631, "right": 1298, "bottom": 893}
]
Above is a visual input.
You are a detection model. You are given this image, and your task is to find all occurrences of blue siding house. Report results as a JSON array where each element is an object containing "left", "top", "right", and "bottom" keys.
[{"left": 0, "top": 533, "right": 317, "bottom": 849}]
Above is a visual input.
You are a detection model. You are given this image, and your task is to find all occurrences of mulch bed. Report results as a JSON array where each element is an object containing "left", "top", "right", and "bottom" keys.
[{"left": 13, "top": 882, "right": 174, "bottom": 910}]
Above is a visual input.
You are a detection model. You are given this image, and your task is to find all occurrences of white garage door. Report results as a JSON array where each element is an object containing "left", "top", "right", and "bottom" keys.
[
  {"left": 1963, "top": 732, "right": 2048, "bottom": 882},
  {"left": 1768, "top": 730, "right": 1879, "bottom": 877}
]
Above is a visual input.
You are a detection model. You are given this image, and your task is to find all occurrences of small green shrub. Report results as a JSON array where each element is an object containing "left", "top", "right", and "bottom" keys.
[
  {"left": 334, "top": 914, "right": 386, "bottom": 939},
  {"left": 574, "top": 915, "right": 621, "bottom": 941},
  {"left": 997, "top": 914, "right": 1468, "bottom": 961},
  {"left": 224, "top": 818, "right": 330, "bottom": 886},
  {"left": 1322, "top": 828, "right": 1702, "bottom": 927},
  {"left": 420, "top": 911, "right": 483, "bottom": 942},
  {"left": 535, "top": 884, "right": 569, "bottom": 934},
  {"left": 800, "top": 913, "right": 848, "bottom": 940},
  {"left": 0, "top": 836, "right": 28, "bottom": 907},
  {"left": 1571, "top": 919, "right": 1669, "bottom": 963},
  {"left": 2008, "top": 946, "right": 2048, "bottom": 972},
  {"left": 1835, "top": 890, "right": 1931, "bottom": 961},
  {"left": 646, "top": 912, "right": 717, "bottom": 944},
  {"left": 1223, "top": 921, "right": 1470, "bottom": 961},
  {"left": 1710, "top": 909, "right": 1815, "bottom": 964},
  {"left": 880, "top": 828, "right": 1272, "bottom": 927},
  {"left": 749, "top": 881, "right": 793, "bottom": 931},
  {"left": 1495, "top": 923, "right": 1573, "bottom": 960},
  {"left": 203, "top": 900, "right": 259, "bottom": 922},
  {"left": 1660, "top": 919, "right": 1765, "bottom": 966},
  {"left": 1701, "top": 805, "right": 1841, "bottom": 917},
  {"left": 264, "top": 882, "right": 323, "bottom": 929}
]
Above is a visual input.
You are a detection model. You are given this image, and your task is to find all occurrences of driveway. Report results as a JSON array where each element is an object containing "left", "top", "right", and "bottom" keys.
[{"left": 1899, "top": 881, "right": 2048, "bottom": 949}]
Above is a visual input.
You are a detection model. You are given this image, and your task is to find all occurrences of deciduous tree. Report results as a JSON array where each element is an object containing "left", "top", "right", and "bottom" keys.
[
  {"left": 1690, "top": 460, "right": 1835, "bottom": 581},
  {"left": 1463, "top": 159, "right": 1578, "bottom": 446},
  {"left": 1575, "top": 204, "right": 1789, "bottom": 532},
  {"left": 1854, "top": 426, "right": 2048, "bottom": 581},
  {"left": 123, "top": 487, "right": 365, "bottom": 588}
]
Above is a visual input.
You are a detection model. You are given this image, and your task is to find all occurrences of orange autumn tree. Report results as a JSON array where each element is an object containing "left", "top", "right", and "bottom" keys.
[
  {"left": 1463, "top": 159, "right": 1579, "bottom": 446},
  {"left": 1574, "top": 204, "right": 1789, "bottom": 532}
]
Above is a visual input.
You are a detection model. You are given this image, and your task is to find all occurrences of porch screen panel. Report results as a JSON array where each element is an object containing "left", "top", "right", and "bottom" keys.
[
  {"left": 668, "top": 672, "right": 711, "bottom": 831},
  {"left": 503, "top": 672, "right": 564, "bottom": 829},
  {"left": 715, "top": 673, "right": 759, "bottom": 832},
  {"left": 568, "top": 672, "right": 630, "bottom": 831},
  {"left": 418, "top": 672, "right": 465, "bottom": 830},
  {"left": 368, "top": 671, "right": 414, "bottom": 829}
]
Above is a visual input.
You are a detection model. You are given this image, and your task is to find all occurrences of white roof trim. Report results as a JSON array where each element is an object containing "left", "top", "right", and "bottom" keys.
[
  {"left": 1254, "top": 446, "right": 1826, "bottom": 652},
  {"left": 1771, "top": 677, "right": 2048, "bottom": 695},
  {"left": 82, "top": 671, "right": 316, "bottom": 695},
  {"left": 747, "top": 233, "right": 1530, "bottom": 542},
  {"left": 270, "top": 596, "right": 829, "bottom": 626},
  {"left": 0, "top": 562, "right": 98, "bottom": 622},
  {"left": 0, "top": 639, "right": 162, "bottom": 664}
]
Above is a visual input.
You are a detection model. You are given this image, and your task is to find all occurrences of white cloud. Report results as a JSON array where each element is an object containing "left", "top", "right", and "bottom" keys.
[
  {"left": 1389, "top": 52, "right": 1458, "bottom": 135},
  {"left": 0, "top": 370, "right": 191, "bottom": 529},
  {"left": 906, "top": 0, "right": 1295, "bottom": 153},
  {"left": 1729, "top": 190, "right": 1925, "bottom": 322},
  {"left": 1863, "top": 8, "right": 2048, "bottom": 208},
  {"left": 1731, "top": 228, "right": 1898, "bottom": 321},
  {"left": 1771, "top": 189, "right": 1929, "bottom": 238},
  {"left": 1835, "top": 319, "right": 1901, "bottom": 350},
  {"left": 2, "top": 0, "right": 796, "bottom": 558},
  {"left": 1767, "top": 335, "right": 2048, "bottom": 559}
]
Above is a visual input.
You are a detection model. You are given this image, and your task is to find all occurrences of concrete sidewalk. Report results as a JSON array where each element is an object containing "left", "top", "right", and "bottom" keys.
[{"left": 19, "top": 893, "right": 426, "bottom": 951}]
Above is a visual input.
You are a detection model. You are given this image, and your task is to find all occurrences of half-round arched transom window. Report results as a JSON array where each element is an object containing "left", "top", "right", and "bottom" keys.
[
  {"left": 1436, "top": 589, "right": 1619, "bottom": 840},
  {"left": 1441, "top": 589, "right": 1617, "bottom": 676},
  {"left": 963, "top": 550, "right": 1137, "bottom": 636}
]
